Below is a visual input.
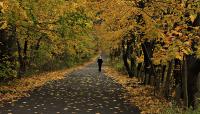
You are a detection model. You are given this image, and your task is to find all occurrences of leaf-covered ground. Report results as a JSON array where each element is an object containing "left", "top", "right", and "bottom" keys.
[
  {"left": 0, "top": 61, "right": 140, "bottom": 114},
  {"left": 0, "top": 59, "right": 95, "bottom": 104},
  {"left": 104, "top": 66, "right": 171, "bottom": 114}
]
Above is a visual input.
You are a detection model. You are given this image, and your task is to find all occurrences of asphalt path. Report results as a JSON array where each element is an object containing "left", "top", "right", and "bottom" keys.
[{"left": 0, "top": 63, "right": 140, "bottom": 114}]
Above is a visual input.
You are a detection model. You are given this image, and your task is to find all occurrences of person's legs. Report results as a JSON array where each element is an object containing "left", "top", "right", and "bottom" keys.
[
  {"left": 99, "top": 64, "right": 102, "bottom": 72},
  {"left": 98, "top": 64, "right": 102, "bottom": 72}
]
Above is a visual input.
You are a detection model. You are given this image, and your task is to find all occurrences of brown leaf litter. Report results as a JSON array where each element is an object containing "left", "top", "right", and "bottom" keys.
[
  {"left": 0, "top": 58, "right": 96, "bottom": 104},
  {"left": 104, "top": 66, "right": 171, "bottom": 114}
]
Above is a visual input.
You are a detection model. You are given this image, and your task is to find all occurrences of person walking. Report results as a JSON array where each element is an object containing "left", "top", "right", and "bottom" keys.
[{"left": 97, "top": 56, "right": 103, "bottom": 72}]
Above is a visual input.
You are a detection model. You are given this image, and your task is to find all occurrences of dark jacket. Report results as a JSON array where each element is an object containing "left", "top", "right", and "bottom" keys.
[{"left": 97, "top": 58, "right": 103, "bottom": 65}]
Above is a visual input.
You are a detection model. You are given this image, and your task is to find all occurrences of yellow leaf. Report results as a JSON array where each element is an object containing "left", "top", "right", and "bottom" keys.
[
  {"left": 175, "top": 52, "right": 182, "bottom": 60},
  {"left": 182, "top": 47, "right": 192, "bottom": 55},
  {"left": 0, "top": 21, "right": 7, "bottom": 29},
  {"left": 190, "top": 14, "right": 196, "bottom": 23}
]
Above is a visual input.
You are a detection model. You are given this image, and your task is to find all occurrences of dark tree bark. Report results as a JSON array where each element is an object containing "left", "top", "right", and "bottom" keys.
[
  {"left": 16, "top": 39, "right": 24, "bottom": 77},
  {"left": 141, "top": 41, "right": 156, "bottom": 85},
  {"left": 131, "top": 57, "right": 136, "bottom": 76},
  {"left": 174, "top": 59, "right": 182, "bottom": 86},
  {"left": 182, "top": 56, "right": 188, "bottom": 108},
  {"left": 161, "top": 65, "right": 166, "bottom": 83},
  {"left": 137, "top": 63, "right": 142, "bottom": 77},
  {"left": 16, "top": 38, "right": 29, "bottom": 76},
  {"left": 173, "top": 59, "right": 182, "bottom": 103},
  {"left": 195, "top": 73, "right": 200, "bottom": 109},
  {"left": 23, "top": 39, "right": 28, "bottom": 72},
  {"left": 164, "top": 61, "right": 173, "bottom": 99},
  {"left": 122, "top": 38, "right": 134, "bottom": 77},
  {"left": 184, "top": 12, "right": 200, "bottom": 108},
  {"left": 35, "top": 37, "right": 42, "bottom": 50},
  {"left": 193, "top": 12, "right": 200, "bottom": 27},
  {"left": 186, "top": 55, "right": 200, "bottom": 108},
  {"left": 155, "top": 65, "right": 162, "bottom": 91}
]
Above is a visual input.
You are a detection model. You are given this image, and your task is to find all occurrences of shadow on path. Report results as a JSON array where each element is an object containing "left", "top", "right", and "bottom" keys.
[{"left": 0, "top": 63, "right": 140, "bottom": 114}]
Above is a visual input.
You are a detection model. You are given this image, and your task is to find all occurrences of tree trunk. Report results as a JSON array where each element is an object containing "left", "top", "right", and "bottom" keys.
[
  {"left": 137, "top": 63, "right": 142, "bottom": 77},
  {"left": 193, "top": 12, "right": 200, "bottom": 27},
  {"left": 184, "top": 12, "right": 200, "bottom": 108},
  {"left": 16, "top": 39, "right": 24, "bottom": 77},
  {"left": 161, "top": 65, "right": 166, "bottom": 83},
  {"left": 186, "top": 55, "right": 200, "bottom": 108},
  {"left": 182, "top": 55, "right": 188, "bottom": 108},
  {"left": 23, "top": 39, "right": 28, "bottom": 72},
  {"left": 35, "top": 37, "right": 42, "bottom": 50},
  {"left": 156, "top": 65, "right": 162, "bottom": 92},
  {"left": 144, "top": 68, "right": 149, "bottom": 85},
  {"left": 141, "top": 41, "right": 156, "bottom": 85},
  {"left": 173, "top": 59, "right": 182, "bottom": 102},
  {"left": 194, "top": 72, "right": 200, "bottom": 109},
  {"left": 122, "top": 38, "right": 134, "bottom": 77},
  {"left": 164, "top": 61, "right": 173, "bottom": 99},
  {"left": 137, "top": 63, "right": 143, "bottom": 83},
  {"left": 131, "top": 57, "right": 136, "bottom": 76}
]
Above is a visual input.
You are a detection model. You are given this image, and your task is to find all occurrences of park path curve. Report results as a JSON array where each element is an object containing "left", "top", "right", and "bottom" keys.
[{"left": 0, "top": 63, "right": 140, "bottom": 114}]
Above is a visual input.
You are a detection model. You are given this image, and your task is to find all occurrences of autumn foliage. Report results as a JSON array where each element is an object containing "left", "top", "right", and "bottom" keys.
[
  {"left": 89, "top": 0, "right": 200, "bottom": 111},
  {"left": 1, "top": 0, "right": 200, "bottom": 113},
  {"left": 0, "top": 0, "right": 96, "bottom": 80}
]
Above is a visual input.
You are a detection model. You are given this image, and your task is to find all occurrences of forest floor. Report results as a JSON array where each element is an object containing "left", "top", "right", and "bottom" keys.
[
  {"left": 104, "top": 66, "right": 171, "bottom": 114},
  {"left": 0, "top": 60, "right": 140, "bottom": 114}
]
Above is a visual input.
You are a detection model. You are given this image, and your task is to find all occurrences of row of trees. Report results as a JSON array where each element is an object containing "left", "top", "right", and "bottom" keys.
[
  {"left": 1, "top": 0, "right": 200, "bottom": 110},
  {"left": 90, "top": 0, "right": 200, "bottom": 109},
  {"left": 0, "top": 0, "right": 96, "bottom": 81}
]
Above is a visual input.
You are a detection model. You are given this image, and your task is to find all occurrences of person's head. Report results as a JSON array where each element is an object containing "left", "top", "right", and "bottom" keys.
[{"left": 99, "top": 55, "right": 102, "bottom": 59}]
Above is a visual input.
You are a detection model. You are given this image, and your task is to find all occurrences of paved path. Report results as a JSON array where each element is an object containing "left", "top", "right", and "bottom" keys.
[{"left": 0, "top": 63, "right": 140, "bottom": 114}]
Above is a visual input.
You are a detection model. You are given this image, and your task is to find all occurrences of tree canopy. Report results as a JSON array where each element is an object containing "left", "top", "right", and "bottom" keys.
[{"left": 1, "top": 0, "right": 200, "bottom": 110}]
